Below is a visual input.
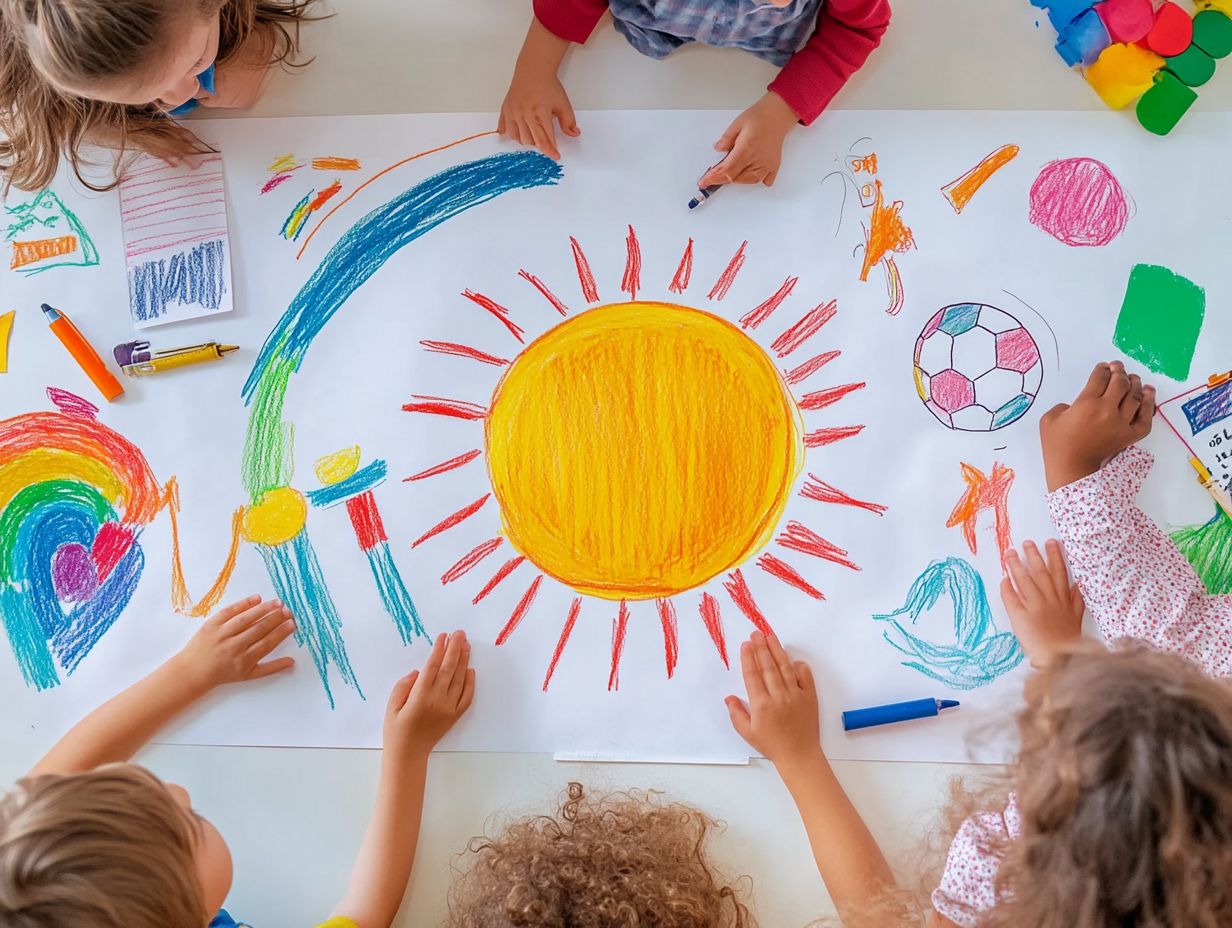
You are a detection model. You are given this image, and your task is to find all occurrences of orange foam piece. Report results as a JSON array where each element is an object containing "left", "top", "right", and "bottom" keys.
[
  {"left": 1086, "top": 42, "right": 1165, "bottom": 107},
  {"left": 9, "top": 235, "right": 77, "bottom": 269},
  {"left": 1147, "top": 1, "right": 1194, "bottom": 56}
]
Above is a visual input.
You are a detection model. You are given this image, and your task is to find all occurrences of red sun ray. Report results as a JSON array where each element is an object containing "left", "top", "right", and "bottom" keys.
[
  {"left": 656, "top": 598, "right": 679, "bottom": 679},
  {"left": 798, "top": 382, "right": 867, "bottom": 411},
  {"left": 707, "top": 241, "right": 748, "bottom": 301},
  {"left": 800, "top": 475, "right": 888, "bottom": 515},
  {"left": 402, "top": 396, "right": 488, "bottom": 420},
  {"left": 403, "top": 449, "right": 482, "bottom": 483},
  {"left": 739, "top": 276, "right": 798, "bottom": 330},
  {"left": 472, "top": 555, "right": 526, "bottom": 605},
  {"left": 462, "top": 289, "right": 524, "bottom": 343},
  {"left": 496, "top": 574, "right": 544, "bottom": 645},
  {"left": 804, "top": 425, "right": 865, "bottom": 448},
  {"left": 698, "top": 592, "right": 729, "bottom": 669},
  {"left": 771, "top": 299, "right": 837, "bottom": 358},
  {"left": 420, "top": 340, "right": 510, "bottom": 367},
  {"left": 518, "top": 269, "right": 569, "bottom": 316},
  {"left": 783, "top": 350, "right": 842, "bottom": 386},
  {"left": 543, "top": 597, "right": 583, "bottom": 691},
  {"left": 441, "top": 537, "right": 503, "bottom": 585},
  {"left": 621, "top": 225, "right": 642, "bottom": 301},
  {"left": 776, "top": 521, "right": 860, "bottom": 570},
  {"left": 669, "top": 238, "right": 694, "bottom": 293},
  {"left": 723, "top": 569, "right": 775, "bottom": 637},
  {"left": 608, "top": 600, "right": 631, "bottom": 691},
  {"left": 570, "top": 236, "right": 600, "bottom": 303},
  {"left": 411, "top": 494, "right": 490, "bottom": 548},
  {"left": 757, "top": 553, "right": 825, "bottom": 600}
]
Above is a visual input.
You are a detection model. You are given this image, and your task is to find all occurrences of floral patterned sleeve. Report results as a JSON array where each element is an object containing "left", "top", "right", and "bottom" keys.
[{"left": 931, "top": 797, "right": 1021, "bottom": 926}]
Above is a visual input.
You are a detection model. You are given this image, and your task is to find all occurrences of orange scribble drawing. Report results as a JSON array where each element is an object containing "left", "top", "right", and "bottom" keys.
[
  {"left": 10, "top": 235, "right": 77, "bottom": 269},
  {"left": 850, "top": 152, "right": 878, "bottom": 173},
  {"left": 311, "top": 157, "right": 362, "bottom": 171},
  {"left": 941, "top": 144, "right": 1020, "bottom": 214},
  {"left": 158, "top": 477, "right": 245, "bottom": 617},
  {"left": 946, "top": 462, "right": 1015, "bottom": 571},
  {"left": 858, "top": 180, "right": 915, "bottom": 283}
]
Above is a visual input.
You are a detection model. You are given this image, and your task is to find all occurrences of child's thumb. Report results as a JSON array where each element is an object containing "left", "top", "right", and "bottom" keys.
[
  {"left": 713, "top": 126, "right": 739, "bottom": 153},
  {"left": 724, "top": 695, "right": 752, "bottom": 740}
]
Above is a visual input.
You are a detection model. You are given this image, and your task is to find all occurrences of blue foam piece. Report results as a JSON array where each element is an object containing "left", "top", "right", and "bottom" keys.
[
  {"left": 1056, "top": 7, "right": 1111, "bottom": 66},
  {"left": 1031, "top": 0, "right": 1099, "bottom": 33}
]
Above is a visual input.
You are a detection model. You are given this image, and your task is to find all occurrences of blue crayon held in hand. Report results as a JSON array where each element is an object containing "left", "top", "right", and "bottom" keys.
[
  {"left": 688, "top": 184, "right": 723, "bottom": 210},
  {"left": 842, "top": 697, "right": 960, "bottom": 732}
]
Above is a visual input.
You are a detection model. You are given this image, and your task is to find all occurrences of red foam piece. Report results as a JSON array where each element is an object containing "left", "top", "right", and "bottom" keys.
[
  {"left": 1147, "top": 1, "right": 1194, "bottom": 56},
  {"left": 1096, "top": 0, "right": 1156, "bottom": 43}
]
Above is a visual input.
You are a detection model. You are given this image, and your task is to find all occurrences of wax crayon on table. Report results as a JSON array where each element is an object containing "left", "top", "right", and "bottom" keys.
[
  {"left": 842, "top": 697, "right": 960, "bottom": 732},
  {"left": 688, "top": 184, "right": 723, "bottom": 210},
  {"left": 41, "top": 303, "right": 124, "bottom": 401}
]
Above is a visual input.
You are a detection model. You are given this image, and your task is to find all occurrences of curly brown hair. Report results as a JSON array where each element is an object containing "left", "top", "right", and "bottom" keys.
[{"left": 446, "top": 781, "right": 756, "bottom": 928}]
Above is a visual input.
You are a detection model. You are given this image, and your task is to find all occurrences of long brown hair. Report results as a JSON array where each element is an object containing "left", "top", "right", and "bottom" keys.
[{"left": 0, "top": 0, "right": 318, "bottom": 193}]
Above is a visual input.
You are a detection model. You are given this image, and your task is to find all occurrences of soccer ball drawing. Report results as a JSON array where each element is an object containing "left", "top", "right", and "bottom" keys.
[{"left": 913, "top": 303, "right": 1043, "bottom": 432}]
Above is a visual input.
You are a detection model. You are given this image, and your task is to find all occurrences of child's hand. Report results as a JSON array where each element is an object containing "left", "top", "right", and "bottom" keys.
[
  {"left": 699, "top": 92, "right": 799, "bottom": 188},
  {"left": 725, "top": 632, "right": 821, "bottom": 766},
  {"left": 498, "top": 62, "right": 579, "bottom": 161},
  {"left": 383, "top": 631, "right": 475, "bottom": 758},
  {"left": 1001, "top": 540, "right": 1085, "bottom": 669},
  {"left": 175, "top": 595, "right": 296, "bottom": 690},
  {"left": 1040, "top": 361, "right": 1156, "bottom": 491}
]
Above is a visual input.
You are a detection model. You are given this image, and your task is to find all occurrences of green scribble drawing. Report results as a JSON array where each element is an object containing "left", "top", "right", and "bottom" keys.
[
  {"left": 1112, "top": 263, "right": 1205, "bottom": 381},
  {"left": 4, "top": 189, "right": 99, "bottom": 276},
  {"left": 1172, "top": 508, "right": 1232, "bottom": 595}
]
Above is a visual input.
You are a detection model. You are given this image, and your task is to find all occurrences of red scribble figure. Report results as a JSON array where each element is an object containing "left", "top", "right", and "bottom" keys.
[
  {"left": 1028, "top": 157, "right": 1131, "bottom": 248},
  {"left": 947, "top": 461, "right": 1016, "bottom": 571}
]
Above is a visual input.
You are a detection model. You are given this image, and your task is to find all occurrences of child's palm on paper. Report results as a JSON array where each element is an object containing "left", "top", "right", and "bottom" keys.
[
  {"left": 1002, "top": 540, "right": 1085, "bottom": 669},
  {"left": 726, "top": 632, "right": 821, "bottom": 763},
  {"left": 384, "top": 631, "right": 475, "bottom": 755}
]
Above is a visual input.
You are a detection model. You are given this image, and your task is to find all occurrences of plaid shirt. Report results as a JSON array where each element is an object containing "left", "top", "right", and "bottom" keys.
[{"left": 609, "top": 0, "right": 824, "bottom": 65}]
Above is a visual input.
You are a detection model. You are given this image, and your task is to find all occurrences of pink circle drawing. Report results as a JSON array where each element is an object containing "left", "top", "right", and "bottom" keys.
[{"left": 1028, "top": 158, "right": 1132, "bottom": 247}]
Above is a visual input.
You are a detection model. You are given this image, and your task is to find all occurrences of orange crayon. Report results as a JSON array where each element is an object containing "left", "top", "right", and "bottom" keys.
[{"left": 41, "top": 303, "right": 124, "bottom": 402}]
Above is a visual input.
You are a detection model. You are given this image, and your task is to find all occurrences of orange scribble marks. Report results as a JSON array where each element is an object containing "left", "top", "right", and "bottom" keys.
[
  {"left": 496, "top": 574, "right": 544, "bottom": 645},
  {"left": 308, "top": 181, "right": 343, "bottom": 211},
  {"left": 804, "top": 425, "right": 865, "bottom": 448},
  {"left": 411, "top": 494, "right": 490, "bottom": 549},
  {"left": 882, "top": 256, "right": 904, "bottom": 317},
  {"left": 657, "top": 598, "right": 679, "bottom": 678},
  {"left": 158, "top": 478, "right": 244, "bottom": 618},
  {"left": 771, "top": 300, "right": 837, "bottom": 358},
  {"left": 723, "top": 569, "right": 774, "bottom": 637},
  {"left": 798, "top": 382, "right": 866, "bottom": 412},
  {"left": 850, "top": 152, "right": 878, "bottom": 173},
  {"left": 946, "top": 461, "right": 1016, "bottom": 571},
  {"left": 518, "top": 269, "right": 569, "bottom": 316},
  {"left": 858, "top": 180, "right": 915, "bottom": 283},
  {"left": 462, "top": 289, "right": 524, "bottom": 343},
  {"left": 11, "top": 236, "right": 77, "bottom": 269},
  {"left": 776, "top": 521, "right": 860, "bottom": 571},
  {"left": 698, "top": 592, "right": 729, "bottom": 669},
  {"left": 740, "top": 276, "right": 798, "bottom": 330},
  {"left": 608, "top": 600, "right": 630, "bottom": 690},
  {"left": 621, "top": 225, "right": 642, "bottom": 301},
  {"left": 420, "top": 341, "right": 509, "bottom": 367},
  {"left": 311, "top": 157, "right": 362, "bottom": 171},
  {"left": 669, "top": 238, "right": 694, "bottom": 293},
  {"left": 402, "top": 395, "right": 488, "bottom": 420},
  {"left": 757, "top": 553, "right": 824, "bottom": 600},
  {"left": 570, "top": 236, "right": 599, "bottom": 303},
  {"left": 783, "top": 350, "right": 841, "bottom": 386},
  {"left": 707, "top": 241, "right": 748, "bottom": 300},
  {"left": 472, "top": 555, "right": 526, "bottom": 605},
  {"left": 543, "top": 597, "right": 582, "bottom": 691},
  {"left": 800, "top": 475, "right": 887, "bottom": 515},
  {"left": 404, "top": 449, "right": 481, "bottom": 483},
  {"left": 941, "top": 144, "right": 1020, "bottom": 214},
  {"left": 441, "top": 537, "right": 503, "bottom": 585}
]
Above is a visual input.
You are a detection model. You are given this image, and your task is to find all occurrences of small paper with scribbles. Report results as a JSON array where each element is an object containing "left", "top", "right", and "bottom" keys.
[
  {"left": 1180, "top": 381, "right": 1232, "bottom": 494},
  {"left": 118, "top": 152, "right": 234, "bottom": 329}
]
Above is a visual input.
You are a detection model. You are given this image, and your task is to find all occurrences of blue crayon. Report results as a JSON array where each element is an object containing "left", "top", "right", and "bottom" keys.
[
  {"left": 688, "top": 184, "right": 723, "bottom": 210},
  {"left": 841, "top": 697, "right": 960, "bottom": 732}
]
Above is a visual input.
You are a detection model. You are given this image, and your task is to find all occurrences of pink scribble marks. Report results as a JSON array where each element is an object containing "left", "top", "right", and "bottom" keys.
[
  {"left": 776, "top": 521, "right": 860, "bottom": 571},
  {"left": 621, "top": 225, "right": 642, "bottom": 300},
  {"left": 698, "top": 593, "right": 729, "bottom": 669},
  {"left": 518, "top": 269, "right": 569, "bottom": 316},
  {"left": 708, "top": 242, "right": 748, "bottom": 300},
  {"left": 118, "top": 155, "right": 228, "bottom": 259},
  {"left": 930, "top": 370, "right": 976, "bottom": 413},
  {"left": 740, "top": 277, "right": 798, "bottom": 330},
  {"left": 52, "top": 543, "right": 98, "bottom": 601},
  {"left": 462, "top": 290, "right": 524, "bottom": 343},
  {"left": 1028, "top": 157, "right": 1132, "bottom": 247},
  {"left": 543, "top": 598, "right": 582, "bottom": 691},
  {"left": 570, "top": 236, "right": 599, "bottom": 303},
  {"left": 669, "top": 239, "right": 694, "bottom": 293},
  {"left": 260, "top": 173, "right": 294, "bottom": 195},
  {"left": 800, "top": 476, "right": 887, "bottom": 515},
  {"left": 995, "top": 329, "right": 1040, "bottom": 372},
  {"left": 608, "top": 601, "right": 631, "bottom": 690}
]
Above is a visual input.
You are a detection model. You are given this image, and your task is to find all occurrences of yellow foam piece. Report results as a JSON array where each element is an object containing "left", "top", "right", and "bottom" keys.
[
  {"left": 1199, "top": 0, "right": 1232, "bottom": 16},
  {"left": 313, "top": 445, "right": 361, "bottom": 485},
  {"left": 1086, "top": 43, "right": 1165, "bottom": 109},
  {"left": 241, "top": 487, "right": 308, "bottom": 545},
  {"left": 0, "top": 310, "right": 12, "bottom": 373}
]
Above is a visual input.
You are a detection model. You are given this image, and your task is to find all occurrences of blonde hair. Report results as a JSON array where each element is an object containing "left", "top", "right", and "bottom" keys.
[
  {"left": 447, "top": 781, "right": 756, "bottom": 927},
  {"left": 0, "top": 765, "right": 208, "bottom": 928},
  {"left": 0, "top": 0, "right": 318, "bottom": 192}
]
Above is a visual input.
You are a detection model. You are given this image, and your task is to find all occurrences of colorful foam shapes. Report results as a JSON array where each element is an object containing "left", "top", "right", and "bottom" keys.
[
  {"left": 1095, "top": 0, "right": 1155, "bottom": 43},
  {"left": 1057, "top": 7, "right": 1112, "bottom": 65},
  {"left": 1197, "top": 0, "right": 1232, "bottom": 16},
  {"left": 1086, "top": 42, "right": 1165, "bottom": 107},
  {"left": 1193, "top": 9, "right": 1232, "bottom": 57},
  {"left": 1145, "top": 1, "right": 1195, "bottom": 56},
  {"left": 1032, "top": 0, "right": 1099, "bottom": 31},
  {"left": 1137, "top": 70, "right": 1199, "bottom": 134},
  {"left": 0, "top": 310, "right": 13, "bottom": 373},
  {"left": 1167, "top": 42, "right": 1218, "bottom": 85}
]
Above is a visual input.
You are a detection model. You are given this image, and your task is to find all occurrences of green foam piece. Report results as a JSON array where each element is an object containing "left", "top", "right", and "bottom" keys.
[
  {"left": 1113, "top": 263, "right": 1206, "bottom": 381},
  {"left": 1137, "top": 71, "right": 1198, "bottom": 134},
  {"left": 1193, "top": 9, "right": 1232, "bottom": 58},
  {"left": 1166, "top": 42, "right": 1217, "bottom": 85}
]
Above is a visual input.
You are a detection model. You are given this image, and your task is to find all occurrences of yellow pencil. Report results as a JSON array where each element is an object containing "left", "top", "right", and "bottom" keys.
[{"left": 1190, "top": 457, "right": 1232, "bottom": 520}]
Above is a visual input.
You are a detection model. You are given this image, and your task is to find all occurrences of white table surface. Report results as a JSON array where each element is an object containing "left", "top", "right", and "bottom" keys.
[{"left": 7, "top": 2, "right": 1224, "bottom": 924}]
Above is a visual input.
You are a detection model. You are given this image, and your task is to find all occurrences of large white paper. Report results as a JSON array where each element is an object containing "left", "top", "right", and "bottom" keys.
[{"left": 1, "top": 111, "right": 1227, "bottom": 764}]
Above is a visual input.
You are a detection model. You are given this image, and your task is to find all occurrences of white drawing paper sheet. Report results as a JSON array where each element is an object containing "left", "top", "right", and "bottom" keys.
[{"left": 2, "top": 110, "right": 1228, "bottom": 765}]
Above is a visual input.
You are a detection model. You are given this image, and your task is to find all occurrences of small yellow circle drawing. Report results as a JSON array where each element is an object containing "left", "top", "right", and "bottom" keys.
[
  {"left": 241, "top": 486, "right": 309, "bottom": 546},
  {"left": 486, "top": 301, "right": 803, "bottom": 601}
]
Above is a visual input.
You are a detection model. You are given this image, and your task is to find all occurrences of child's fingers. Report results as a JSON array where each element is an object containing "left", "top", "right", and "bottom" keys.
[
  {"left": 739, "top": 638, "right": 769, "bottom": 703},
  {"left": 794, "top": 659, "right": 816, "bottom": 694},
  {"left": 1021, "top": 542, "right": 1053, "bottom": 598},
  {"left": 1005, "top": 549, "right": 1041, "bottom": 604},
  {"left": 1106, "top": 360, "right": 1131, "bottom": 404},
  {"left": 232, "top": 603, "right": 291, "bottom": 647},
  {"left": 248, "top": 655, "right": 295, "bottom": 679},
  {"left": 713, "top": 123, "right": 739, "bottom": 154},
  {"left": 496, "top": 112, "right": 506, "bottom": 135},
  {"left": 209, "top": 594, "right": 262, "bottom": 627},
  {"left": 1044, "top": 540, "right": 1071, "bottom": 600},
  {"left": 724, "top": 695, "right": 753, "bottom": 741},
  {"left": 419, "top": 633, "right": 449, "bottom": 688},
  {"left": 457, "top": 667, "right": 476, "bottom": 715},
  {"left": 438, "top": 632, "right": 468, "bottom": 693},
  {"left": 1070, "top": 583, "right": 1085, "bottom": 619},
  {"left": 244, "top": 618, "right": 295, "bottom": 661},
  {"left": 763, "top": 170, "right": 778, "bottom": 187},
  {"left": 527, "top": 115, "right": 559, "bottom": 160},
  {"left": 1119, "top": 373, "right": 1144, "bottom": 421},
  {"left": 763, "top": 632, "right": 796, "bottom": 683},
  {"left": 386, "top": 670, "right": 418, "bottom": 713},
  {"left": 445, "top": 636, "right": 471, "bottom": 701},
  {"left": 555, "top": 98, "right": 578, "bottom": 136},
  {"left": 1000, "top": 576, "right": 1025, "bottom": 615},
  {"left": 750, "top": 633, "right": 787, "bottom": 697},
  {"left": 1133, "top": 385, "right": 1157, "bottom": 430},
  {"left": 1078, "top": 362, "right": 1112, "bottom": 400}
]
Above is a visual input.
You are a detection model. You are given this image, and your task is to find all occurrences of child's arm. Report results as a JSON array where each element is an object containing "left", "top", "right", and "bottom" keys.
[
  {"left": 1042, "top": 361, "right": 1232, "bottom": 674},
  {"left": 725, "top": 632, "right": 895, "bottom": 918},
  {"left": 30, "top": 595, "right": 295, "bottom": 777},
  {"left": 330, "top": 631, "right": 474, "bottom": 928}
]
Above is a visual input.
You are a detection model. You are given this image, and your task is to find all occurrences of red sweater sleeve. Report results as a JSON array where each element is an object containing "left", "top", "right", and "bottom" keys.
[
  {"left": 769, "top": 0, "right": 891, "bottom": 125},
  {"left": 533, "top": 0, "right": 609, "bottom": 44}
]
